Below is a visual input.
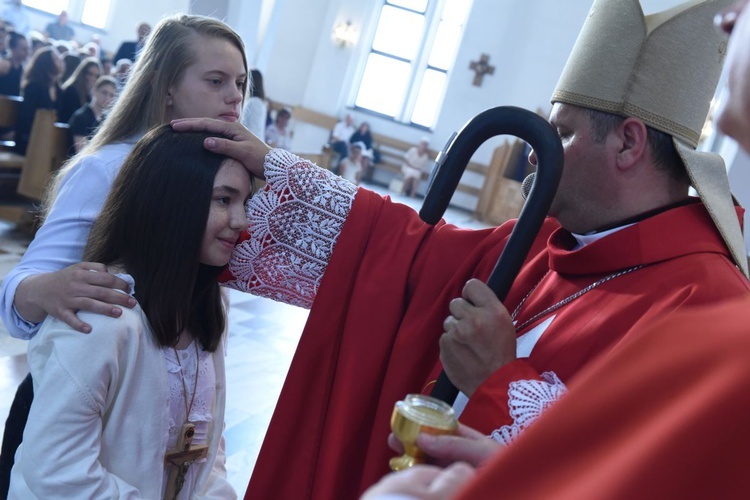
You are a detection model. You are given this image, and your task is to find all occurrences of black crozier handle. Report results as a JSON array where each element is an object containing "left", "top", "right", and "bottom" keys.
[{"left": 420, "top": 106, "right": 563, "bottom": 404}]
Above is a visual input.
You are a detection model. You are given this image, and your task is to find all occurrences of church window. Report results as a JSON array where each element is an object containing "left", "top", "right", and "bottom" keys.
[
  {"left": 23, "top": 0, "right": 112, "bottom": 30},
  {"left": 353, "top": 0, "right": 472, "bottom": 129}
]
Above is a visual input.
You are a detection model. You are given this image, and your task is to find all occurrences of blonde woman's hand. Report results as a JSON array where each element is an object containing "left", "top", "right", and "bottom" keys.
[{"left": 14, "top": 262, "right": 136, "bottom": 333}]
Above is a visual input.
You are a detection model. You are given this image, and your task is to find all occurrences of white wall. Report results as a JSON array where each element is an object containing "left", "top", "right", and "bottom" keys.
[{"left": 22, "top": 1, "right": 189, "bottom": 57}]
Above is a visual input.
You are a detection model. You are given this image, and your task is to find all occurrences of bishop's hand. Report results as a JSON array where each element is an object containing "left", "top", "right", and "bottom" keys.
[
  {"left": 439, "top": 279, "right": 517, "bottom": 396},
  {"left": 171, "top": 118, "right": 271, "bottom": 180}
]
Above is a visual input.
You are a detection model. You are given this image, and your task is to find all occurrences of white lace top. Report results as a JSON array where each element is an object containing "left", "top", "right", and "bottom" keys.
[{"left": 162, "top": 341, "right": 215, "bottom": 500}]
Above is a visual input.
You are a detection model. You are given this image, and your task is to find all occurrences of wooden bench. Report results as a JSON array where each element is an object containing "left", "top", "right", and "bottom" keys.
[
  {"left": 0, "top": 109, "right": 69, "bottom": 210},
  {"left": 366, "top": 133, "right": 487, "bottom": 198},
  {"left": 0, "top": 94, "right": 23, "bottom": 150},
  {"left": 267, "top": 101, "right": 486, "bottom": 196},
  {"left": 264, "top": 102, "right": 532, "bottom": 225}
]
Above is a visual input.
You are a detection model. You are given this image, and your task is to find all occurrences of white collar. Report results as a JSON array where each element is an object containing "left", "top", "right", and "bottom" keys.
[{"left": 570, "top": 223, "right": 634, "bottom": 250}]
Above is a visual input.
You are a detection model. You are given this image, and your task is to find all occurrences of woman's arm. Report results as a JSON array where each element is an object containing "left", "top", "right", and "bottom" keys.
[
  {"left": 12, "top": 263, "right": 134, "bottom": 332},
  {"left": 0, "top": 151, "right": 134, "bottom": 338}
]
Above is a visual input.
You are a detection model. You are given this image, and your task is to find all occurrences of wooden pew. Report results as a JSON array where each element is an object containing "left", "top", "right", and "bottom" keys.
[
  {"left": 0, "top": 93, "right": 25, "bottom": 200},
  {"left": 0, "top": 94, "right": 23, "bottom": 150},
  {"left": 0, "top": 109, "right": 69, "bottom": 208},
  {"left": 265, "top": 101, "right": 490, "bottom": 207},
  {"left": 17, "top": 111, "right": 69, "bottom": 201}
]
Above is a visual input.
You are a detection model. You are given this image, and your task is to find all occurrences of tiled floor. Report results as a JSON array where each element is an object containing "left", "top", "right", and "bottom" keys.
[{"left": 0, "top": 181, "right": 490, "bottom": 495}]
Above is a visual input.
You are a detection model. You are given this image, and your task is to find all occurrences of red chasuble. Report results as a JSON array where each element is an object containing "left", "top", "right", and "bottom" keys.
[
  {"left": 457, "top": 298, "right": 750, "bottom": 499},
  {"left": 239, "top": 189, "right": 749, "bottom": 500}
]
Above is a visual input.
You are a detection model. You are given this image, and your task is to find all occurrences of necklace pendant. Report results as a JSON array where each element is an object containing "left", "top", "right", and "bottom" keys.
[{"left": 175, "top": 422, "right": 195, "bottom": 452}]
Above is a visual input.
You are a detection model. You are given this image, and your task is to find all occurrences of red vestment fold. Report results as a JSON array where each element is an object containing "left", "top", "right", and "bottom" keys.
[{"left": 457, "top": 298, "right": 750, "bottom": 499}]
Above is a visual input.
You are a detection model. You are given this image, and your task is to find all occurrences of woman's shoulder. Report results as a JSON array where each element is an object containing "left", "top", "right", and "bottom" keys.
[
  {"left": 56, "top": 142, "right": 135, "bottom": 195},
  {"left": 71, "top": 141, "right": 134, "bottom": 170},
  {"left": 34, "top": 303, "right": 144, "bottom": 350}
]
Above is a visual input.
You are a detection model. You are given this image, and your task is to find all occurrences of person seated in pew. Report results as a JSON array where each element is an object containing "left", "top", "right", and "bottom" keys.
[
  {"left": 113, "top": 57, "right": 132, "bottom": 90},
  {"left": 58, "top": 56, "right": 101, "bottom": 123},
  {"left": 43, "top": 10, "right": 75, "bottom": 43},
  {"left": 400, "top": 137, "right": 431, "bottom": 197},
  {"left": 339, "top": 140, "right": 366, "bottom": 185},
  {"left": 114, "top": 21, "right": 152, "bottom": 64},
  {"left": 328, "top": 112, "right": 356, "bottom": 172},
  {"left": 264, "top": 106, "right": 293, "bottom": 150},
  {"left": 14, "top": 46, "right": 62, "bottom": 154},
  {"left": 67, "top": 75, "right": 116, "bottom": 154},
  {"left": 350, "top": 121, "right": 380, "bottom": 182},
  {"left": 0, "top": 31, "right": 29, "bottom": 139},
  {"left": 27, "top": 31, "right": 48, "bottom": 56},
  {"left": 99, "top": 55, "right": 112, "bottom": 76},
  {"left": 0, "top": 31, "right": 29, "bottom": 97}
]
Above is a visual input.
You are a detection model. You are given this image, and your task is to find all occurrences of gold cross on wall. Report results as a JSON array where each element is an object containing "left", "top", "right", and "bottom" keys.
[{"left": 469, "top": 53, "right": 495, "bottom": 87}]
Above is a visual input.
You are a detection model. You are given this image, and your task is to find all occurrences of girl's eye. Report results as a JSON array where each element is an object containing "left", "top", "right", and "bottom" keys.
[
  {"left": 236, "top": 81, "right": 244, "bottom": 91},
  {"left": 209, "top": 78, "right": 222, "bottom": 85},
  {"left": 215, "top": 196, "right": 231, "bottom": 205}
]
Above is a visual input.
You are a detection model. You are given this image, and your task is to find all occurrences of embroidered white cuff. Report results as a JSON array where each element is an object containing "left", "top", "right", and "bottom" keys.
[
  {"left": 224, "top": 149, "right": 357, "bottom": 308},
  {"left": 490, "top": 371, "right": 567, "bottom": 446}
]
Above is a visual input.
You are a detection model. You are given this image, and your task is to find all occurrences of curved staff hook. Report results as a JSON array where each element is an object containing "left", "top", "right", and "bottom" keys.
[{"left": 420, "top": 106, "right": 563, "bottom": 404}]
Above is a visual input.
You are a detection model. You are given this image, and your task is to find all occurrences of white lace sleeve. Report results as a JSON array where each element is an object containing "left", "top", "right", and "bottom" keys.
[
  {"left": 224, "top": 149, "right": 358, "bottom": 308},
  {"left": 490, "top": 371, "right": 567, "bottom": 446}
]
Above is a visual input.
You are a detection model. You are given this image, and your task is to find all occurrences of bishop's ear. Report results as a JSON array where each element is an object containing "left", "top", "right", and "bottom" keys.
[{"left": 615, "top": 117, "right": 648, "bottom": 170}]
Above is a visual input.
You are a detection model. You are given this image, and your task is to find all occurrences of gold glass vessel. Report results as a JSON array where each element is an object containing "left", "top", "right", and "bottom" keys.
[{"left": 389, "top": 393, "right": 458, "bottom": 471}]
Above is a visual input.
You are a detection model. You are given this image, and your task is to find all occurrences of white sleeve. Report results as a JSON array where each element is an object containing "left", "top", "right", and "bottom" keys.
[
  {"left": 198, "top": 434, "right": 237, "bottom": 499},
  {"left": 223, "top": 149, "right": 358, "bottom": 308},
  {"left": 0, "top": 151, "right": 122, "bottom": 339},
  {"left": 16, "top": 322, "right": 146, "bottom": 498}
]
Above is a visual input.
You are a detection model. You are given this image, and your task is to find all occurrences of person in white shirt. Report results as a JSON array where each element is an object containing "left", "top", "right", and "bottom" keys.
[
  {"left": 329, "top": 113, "right": 356, "bottom": 170},
  {"left": 400, "top": 137, "right": 431, "bottom": 197},
  {"left": 339, "top": 140, "right": 366, "bottom": 185},
  {"left": 8, "top": 124, "right": 251, "bottom": 499},
  {"left": 265, "top": 106, "right": 293, "bottom": 150}
]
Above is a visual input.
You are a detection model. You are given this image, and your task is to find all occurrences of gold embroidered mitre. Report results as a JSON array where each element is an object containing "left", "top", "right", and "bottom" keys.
[{"left": 552, "top": 0, "right": 748, "bottom": 277}]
